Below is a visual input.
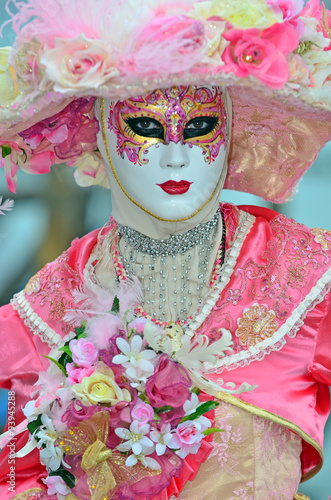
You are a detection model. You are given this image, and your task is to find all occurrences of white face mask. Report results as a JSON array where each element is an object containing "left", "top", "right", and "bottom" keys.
[{"left": 103, "top": 86, "right": 228, "bottom": 221}]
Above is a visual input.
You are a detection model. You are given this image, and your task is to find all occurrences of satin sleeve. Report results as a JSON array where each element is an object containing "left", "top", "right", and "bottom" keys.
[
  {"left": 309, "top": 288, "right": 331, "bottom": 387},
  {"left": 0, "top": 304, "right": 48, "bottom": 499}
]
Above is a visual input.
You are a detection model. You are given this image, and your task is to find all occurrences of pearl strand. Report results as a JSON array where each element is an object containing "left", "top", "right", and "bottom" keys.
[{"left": 111, "top": 211, "right": 226, "bottom": 328}]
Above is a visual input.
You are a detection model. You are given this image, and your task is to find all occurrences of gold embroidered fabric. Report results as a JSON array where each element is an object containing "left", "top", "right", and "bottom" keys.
[
  {"left": 170, "top": 401, "right": 303, "bottom": 500},
  {"left": 12, "top": 489, "right": 44, "bottom": 500}
]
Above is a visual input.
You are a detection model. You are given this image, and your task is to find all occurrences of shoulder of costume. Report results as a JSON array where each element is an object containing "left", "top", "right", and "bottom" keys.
[
  {"left": 201, "top": 202, "right": 331, "bottom": 378},
  {"left": 238, "top": 204, "right": 331, "bottom": 257},
  {"left": 238, "top": 204, "right": 279, "bottom": 221},
  {"left": 10, "top": 223, "right": 116, "bottom": 348}
]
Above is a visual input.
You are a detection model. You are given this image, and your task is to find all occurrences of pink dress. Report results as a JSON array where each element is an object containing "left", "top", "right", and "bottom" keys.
[{"left": 1, "top": 203, "right": 331, "bottom": 499}]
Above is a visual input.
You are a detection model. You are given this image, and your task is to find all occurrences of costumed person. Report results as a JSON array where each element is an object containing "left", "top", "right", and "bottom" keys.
[{"left": 1, "top": 1, "right": 331, "bottom": 499}]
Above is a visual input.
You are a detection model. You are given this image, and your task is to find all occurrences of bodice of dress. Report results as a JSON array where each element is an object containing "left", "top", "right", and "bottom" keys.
[{"left": 2, "top": 203, "right": 331, "bottom": 498}]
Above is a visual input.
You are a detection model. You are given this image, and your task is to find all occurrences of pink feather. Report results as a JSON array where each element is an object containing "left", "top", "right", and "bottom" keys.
[
  {"left": 122, "top": 15, "right": 206, "bottom": 76},
  {"left": 86, "top": 314, "right": 125, "bottom": 350},
  {"left": 117, "top": 276, "right": 143, "bottom": 315}
]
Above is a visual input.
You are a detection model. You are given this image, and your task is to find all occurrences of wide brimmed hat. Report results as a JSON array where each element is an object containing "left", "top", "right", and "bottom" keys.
[{"left": 1, "top": 0, "right": 331, "bottom": 202}]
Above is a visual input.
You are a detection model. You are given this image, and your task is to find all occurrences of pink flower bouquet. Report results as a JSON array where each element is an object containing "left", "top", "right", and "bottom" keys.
[{"left": 20, "top": 295, "right": 220, "bottom": 500}]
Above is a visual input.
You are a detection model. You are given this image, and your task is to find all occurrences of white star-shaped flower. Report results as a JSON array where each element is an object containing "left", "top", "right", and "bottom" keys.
[
  {"left": 150, "top": 424, "right": 173, "bottom": 456},
  {"left": 113, "top": 335, "right": 157, "bottom": 381},
  {"left": 115, "top": 420, "right": 154, "bottom": 456}
]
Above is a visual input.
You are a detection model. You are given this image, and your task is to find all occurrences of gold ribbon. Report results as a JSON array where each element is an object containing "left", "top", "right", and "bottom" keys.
[
  {"left": 58, "top": 411, "right": 160, "bottom": 500},
  {"left": 81, "top": 439, "right": 117, "bottom": 497}
]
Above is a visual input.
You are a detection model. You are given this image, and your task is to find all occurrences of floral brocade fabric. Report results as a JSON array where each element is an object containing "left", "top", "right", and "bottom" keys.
[
  {"left": 195, "top": 206, "right": 331, "bottom": 373},
  {"left": 170, "top": 400, "right": 302, "bottom": 500}
]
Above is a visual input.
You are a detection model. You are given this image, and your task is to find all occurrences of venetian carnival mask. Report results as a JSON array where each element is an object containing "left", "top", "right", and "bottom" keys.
[{"left": 102, "top": 86, "right": 228, "bottom": 220}]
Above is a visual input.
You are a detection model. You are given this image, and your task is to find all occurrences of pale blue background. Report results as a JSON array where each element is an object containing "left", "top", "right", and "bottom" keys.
[{"left": 0, "top": 2, "right": 331, "bottom": 498}]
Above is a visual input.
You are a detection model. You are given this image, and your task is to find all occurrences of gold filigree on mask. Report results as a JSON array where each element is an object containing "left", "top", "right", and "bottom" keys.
[{"left": 108, "top": 86, "right": 227, "bottom": 166}]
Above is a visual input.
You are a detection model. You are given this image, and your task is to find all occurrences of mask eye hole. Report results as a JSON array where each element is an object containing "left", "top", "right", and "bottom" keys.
[
  {"left": 184, "top": 116, "right": 218, "bottom": 139},
  {"left": 125, "top": 117, "right": 164, "bottom": 139}
]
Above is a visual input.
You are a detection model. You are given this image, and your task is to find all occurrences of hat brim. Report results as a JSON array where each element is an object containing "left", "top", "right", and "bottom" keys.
[{"left": 225, "top": 85, "right": 331, "bottom": 203}]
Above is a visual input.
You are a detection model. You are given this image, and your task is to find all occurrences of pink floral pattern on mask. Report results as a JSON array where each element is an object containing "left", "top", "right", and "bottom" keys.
[{"left": 108, "top": 86, "right": 227, "bottom": 165}]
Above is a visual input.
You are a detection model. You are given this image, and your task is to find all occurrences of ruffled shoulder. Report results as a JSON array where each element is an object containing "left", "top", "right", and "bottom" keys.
[{"left": 11, "top": 228, "right": 104, "bottom": 347}]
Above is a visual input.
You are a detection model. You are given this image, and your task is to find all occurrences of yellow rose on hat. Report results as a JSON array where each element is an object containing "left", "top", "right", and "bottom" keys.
[
  {"left": 0, "top": 47, "right": 19, "bottom": 108},
  {"left": 72, "top": 362, "right": 132, "bottom": 406},
  {"left": 192, "top": 0, "right": 282, "bottom": 30}
]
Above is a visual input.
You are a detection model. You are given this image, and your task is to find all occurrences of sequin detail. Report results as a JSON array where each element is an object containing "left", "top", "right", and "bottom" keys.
[
  {"left": 199, "top": 213, "right": 331, "bottom": 372},
  {"left": 236, "top": 304, "right": 278, "bottom": 348},
  {"left": 12, "top": 248, "right": 82, "bottom": 343},
  {"left": 311, "top": 227, "right": 331, "bottom": 251}
]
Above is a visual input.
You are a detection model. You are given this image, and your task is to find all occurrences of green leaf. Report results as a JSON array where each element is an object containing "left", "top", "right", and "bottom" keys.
[
  {"left": 75, "top": 324, "right": 86, "bottom": 337},
  {"left": 58, "top": 352, "right": 72, "bottom": 370},
  {"left": 191, "top": 387, "right": 201, "bottom": 396},
  {"left": 49, "top": 466, "right": 76, "bottom": 488},
  {"left": 1, "top": 145, "right": 11, "bottom": 158},
  {"left": 58, "top": 345, "right": 72, "bottom": 357},
  {"left": 43, "top": 355, "right": 67, "bottom": 377},
  {"left": 27, "top": 415, "right": 43, "bottom": 436},
  {"left": 202, "top": 428, "right": 224, "bottom": 436},
  {"left": 111, "top": 296, "right": 120, "bottom": 314},
  {"left": 154, "top": 405, "right": 174, "bottom": 415},
  {"left": 180, "top": 401, "right": 219, "bottom": 423}
]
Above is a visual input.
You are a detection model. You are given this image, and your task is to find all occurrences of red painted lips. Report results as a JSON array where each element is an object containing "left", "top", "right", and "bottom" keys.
[{"left": 157, "top": 180, "right": 193, "bottom": 195}]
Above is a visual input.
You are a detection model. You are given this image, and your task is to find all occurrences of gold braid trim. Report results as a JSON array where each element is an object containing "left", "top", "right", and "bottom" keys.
[
  {"left": 215, "top": 391, "right": 323, "bottom": 482},
  {"left": 294, "top": 494, "right": 311, "bottom": 500},
  {"left": 12, "top": 489, "right": 44, "bottom": 500}
]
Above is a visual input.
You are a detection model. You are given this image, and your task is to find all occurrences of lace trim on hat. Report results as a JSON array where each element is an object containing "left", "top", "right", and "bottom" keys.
[
  {"left": 11, "top": 290, "right": 62, "bottom": 348},
  {"left": 205, "top": 267, "right": 331, "bottom": 374}
]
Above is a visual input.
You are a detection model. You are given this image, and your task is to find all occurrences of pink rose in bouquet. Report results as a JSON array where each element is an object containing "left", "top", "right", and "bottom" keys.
[
  {"left": 145, "top": 354, "right": 191, "bottom": 408},
  {"left": 69, "top": 338, "right": 99, "bottom": 367},
  {"left": 66, "top": 363, "right": 95, "bottom": 384},
  {"left": 167, "top": 420, "right": 205, "bottom": 458},
  {"left": 131, "top": 402, "right": 155, "bottom": 427}
]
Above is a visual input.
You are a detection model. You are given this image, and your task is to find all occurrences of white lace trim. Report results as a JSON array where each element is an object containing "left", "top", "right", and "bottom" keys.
[
  {"left": 205, "top": 265, "right": 331, "bottom": 374},
  {"left": 11, "top": 291, "right": 62, "bottom": 348},
  {"left": 184, "top": 210, "right": 255, "bottom": 337}
]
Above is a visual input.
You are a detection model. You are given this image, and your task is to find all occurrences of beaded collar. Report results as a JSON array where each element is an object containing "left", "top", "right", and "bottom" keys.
[
  {"left": 117, "top": 209, "right": 220, "bottom": 257},
  {"left": 112, "top": 209, "right": 226, "bottom": 327}
]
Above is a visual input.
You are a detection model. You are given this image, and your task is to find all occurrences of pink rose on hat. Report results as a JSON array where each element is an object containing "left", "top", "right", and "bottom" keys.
[
  {"left": 40, "top": 35, "right": 119, "bottom": 92},
  {"left": 222, "top": 22, "right": 299, "bottom": 88}
]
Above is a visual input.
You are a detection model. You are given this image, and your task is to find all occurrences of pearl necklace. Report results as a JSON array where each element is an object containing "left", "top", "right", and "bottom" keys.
[{"left": 111, "top": 210, "right": 226, "bottom": 328}]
